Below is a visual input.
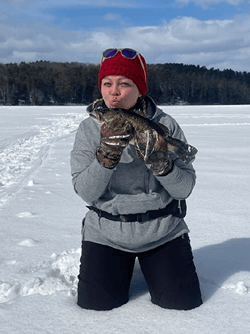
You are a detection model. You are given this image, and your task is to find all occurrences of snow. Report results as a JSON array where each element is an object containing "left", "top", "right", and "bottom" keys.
[{"left": 0, "top": 105, "right": 250, "bottom": 334}]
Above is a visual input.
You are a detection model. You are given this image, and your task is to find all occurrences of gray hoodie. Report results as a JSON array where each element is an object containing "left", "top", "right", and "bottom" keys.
[{"left": 70, "top": 97, "right": 196, "bottom": 252}]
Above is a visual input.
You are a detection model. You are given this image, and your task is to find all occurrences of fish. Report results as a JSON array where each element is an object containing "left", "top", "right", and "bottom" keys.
[{"left": 90, "top": 107, "right": 198, "bottom": 164}]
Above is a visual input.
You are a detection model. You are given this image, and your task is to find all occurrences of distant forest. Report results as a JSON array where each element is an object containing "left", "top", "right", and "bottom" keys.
[{"left": 1, "top": 61, "right": 250, "bottom": 106}]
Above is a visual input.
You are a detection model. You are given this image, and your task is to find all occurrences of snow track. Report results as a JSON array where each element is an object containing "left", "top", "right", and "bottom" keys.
[
  {"left": 0, "top": 112, "right": 88, "bottom": 206},
  {"left": 0, "top": 248, "right": 81, "bottom": 304}
]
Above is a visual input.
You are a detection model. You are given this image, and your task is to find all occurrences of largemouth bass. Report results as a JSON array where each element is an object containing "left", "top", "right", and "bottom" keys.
[{"left": 90, "top": 108, "right": 198, "bottom": 164}]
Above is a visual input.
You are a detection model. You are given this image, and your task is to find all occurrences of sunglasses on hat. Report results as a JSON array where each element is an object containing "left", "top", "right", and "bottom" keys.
[
  {"left": 100, "top": 48, "right": 147, "bottom": 82},
  {"left": 102, "top": 48, "right": 138, "bottom": 61}
]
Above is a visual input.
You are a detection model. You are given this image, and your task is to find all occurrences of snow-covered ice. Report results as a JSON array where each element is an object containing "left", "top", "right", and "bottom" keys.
[{"left": 0, "top": 105, "right": 250, "bottom": 334}]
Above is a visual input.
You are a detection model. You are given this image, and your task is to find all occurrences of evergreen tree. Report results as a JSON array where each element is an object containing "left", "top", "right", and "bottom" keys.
[{"left": 0, "top": 61, "right": 249, "bottom": 105}]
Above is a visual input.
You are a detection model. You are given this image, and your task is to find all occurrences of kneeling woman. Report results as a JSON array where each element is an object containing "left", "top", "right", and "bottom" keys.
[{"left": 70, "top": 48, "right": 202, "bottom": 311}]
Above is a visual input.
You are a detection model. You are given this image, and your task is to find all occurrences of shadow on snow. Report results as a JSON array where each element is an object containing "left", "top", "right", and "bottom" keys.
[{"left": 129, "top": 238, "right": 250, "bottom": 302}]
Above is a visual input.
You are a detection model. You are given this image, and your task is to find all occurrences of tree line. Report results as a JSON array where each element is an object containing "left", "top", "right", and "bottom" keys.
[{"left": 0, "top": 60, "right": 250, "bottom": 106}]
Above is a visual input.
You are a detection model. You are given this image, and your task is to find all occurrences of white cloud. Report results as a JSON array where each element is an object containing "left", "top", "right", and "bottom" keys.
[
  {"left": 108, "top": 16, "right": 250, "bottom": 71},
  {"left": 0, "top": 14, "right": 250, "bottom": 72}
]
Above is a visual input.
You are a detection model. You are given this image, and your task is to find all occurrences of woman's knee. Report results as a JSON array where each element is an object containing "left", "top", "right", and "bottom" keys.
[
  {"left": 77, "top": 274, "right": 129, "bottom": 310},
  {"left": 77, "top": 241, "right": 134, "bottom": 311}
]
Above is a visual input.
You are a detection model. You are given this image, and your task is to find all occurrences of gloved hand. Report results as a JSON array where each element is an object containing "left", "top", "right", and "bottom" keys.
[
  {"left": 96, "top": 117, "right": 134, "bottom": 169},
  {"left": 146, "top": 151, "right": 173, "bottom": 176},
  {"left": 134, "top": 129, "right": 173, "bottom": 176}
]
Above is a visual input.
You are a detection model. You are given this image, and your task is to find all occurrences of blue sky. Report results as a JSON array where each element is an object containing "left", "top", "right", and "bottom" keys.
[
  {"left": 1, "top": 0, "right": 250, "bottom": 72},
  {"left": 45, "top": 2, "right": 244, "bottom": 30}
]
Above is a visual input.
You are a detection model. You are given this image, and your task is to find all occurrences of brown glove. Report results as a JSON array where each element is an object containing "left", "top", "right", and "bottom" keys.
[
  {"left": 146, "top": 151, "right": 173, "bottom": 176},
  {"left": 134, "top": 129, "right": 173, "bottom": 176},
  {"left": 96, "top": 118, "right": 134, "bottom": 169}
]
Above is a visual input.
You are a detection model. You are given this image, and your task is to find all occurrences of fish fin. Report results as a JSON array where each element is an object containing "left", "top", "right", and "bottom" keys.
[{"left": 166, "top": 136, "right": 198, "bottom": 163}]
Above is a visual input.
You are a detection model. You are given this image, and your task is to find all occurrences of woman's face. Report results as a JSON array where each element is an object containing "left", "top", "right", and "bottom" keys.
[{"left": 101, "top": 75, "right": 141, "bottom": 110}]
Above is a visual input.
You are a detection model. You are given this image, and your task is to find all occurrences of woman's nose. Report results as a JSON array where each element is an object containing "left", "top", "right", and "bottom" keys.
[{"left": 110, "top": 84, "right": 120, "bottom": 95}]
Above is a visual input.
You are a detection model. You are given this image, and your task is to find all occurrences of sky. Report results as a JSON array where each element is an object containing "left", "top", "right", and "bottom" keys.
[{"left": 1, "top": 0, "right": 250, "bottom": 72}]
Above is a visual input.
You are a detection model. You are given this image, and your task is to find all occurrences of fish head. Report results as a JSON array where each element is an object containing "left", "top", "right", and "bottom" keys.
[
  {"left": 90, "top": 109, "right": 106, "bottom": 124},
  {"left": 90, "top": 108, "right": 126, "bottom": 126}
]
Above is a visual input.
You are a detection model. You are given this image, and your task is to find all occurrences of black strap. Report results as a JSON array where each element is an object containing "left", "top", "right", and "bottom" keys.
[{"left": 86, "top": 199, "right": 186, "bottom": 223}]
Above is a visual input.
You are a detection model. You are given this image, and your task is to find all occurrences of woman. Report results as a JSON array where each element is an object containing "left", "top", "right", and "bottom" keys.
[{"left": 71, "top": 48, "right": 202, "bottom": 311}]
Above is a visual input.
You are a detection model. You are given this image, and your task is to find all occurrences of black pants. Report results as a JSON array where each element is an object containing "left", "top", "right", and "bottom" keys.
[{"left": 77, "top": 234, "right": 202, "bottom": 311}]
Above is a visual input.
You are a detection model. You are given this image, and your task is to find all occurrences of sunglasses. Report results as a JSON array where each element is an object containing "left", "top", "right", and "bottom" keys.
[
  {"left": 101, "top": 48, "right": 147, "bottom": 82},
  {"left": 102, "top": 48, "right": 139, "bottom": 61}
]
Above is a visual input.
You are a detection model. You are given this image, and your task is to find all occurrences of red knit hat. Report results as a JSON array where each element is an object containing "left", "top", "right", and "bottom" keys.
[{"left": 98, "top": 50, "right": 148, "bottom": 96}]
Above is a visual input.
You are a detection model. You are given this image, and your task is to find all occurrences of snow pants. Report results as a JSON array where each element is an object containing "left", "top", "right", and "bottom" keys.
[{"left": 77, "top": 233, "right": 202, "bottom": 311}]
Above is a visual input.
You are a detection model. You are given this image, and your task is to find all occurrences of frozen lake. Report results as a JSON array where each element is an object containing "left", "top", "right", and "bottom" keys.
[{"left": 0, "top": 105, "right": 250, "bottom": 334}]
